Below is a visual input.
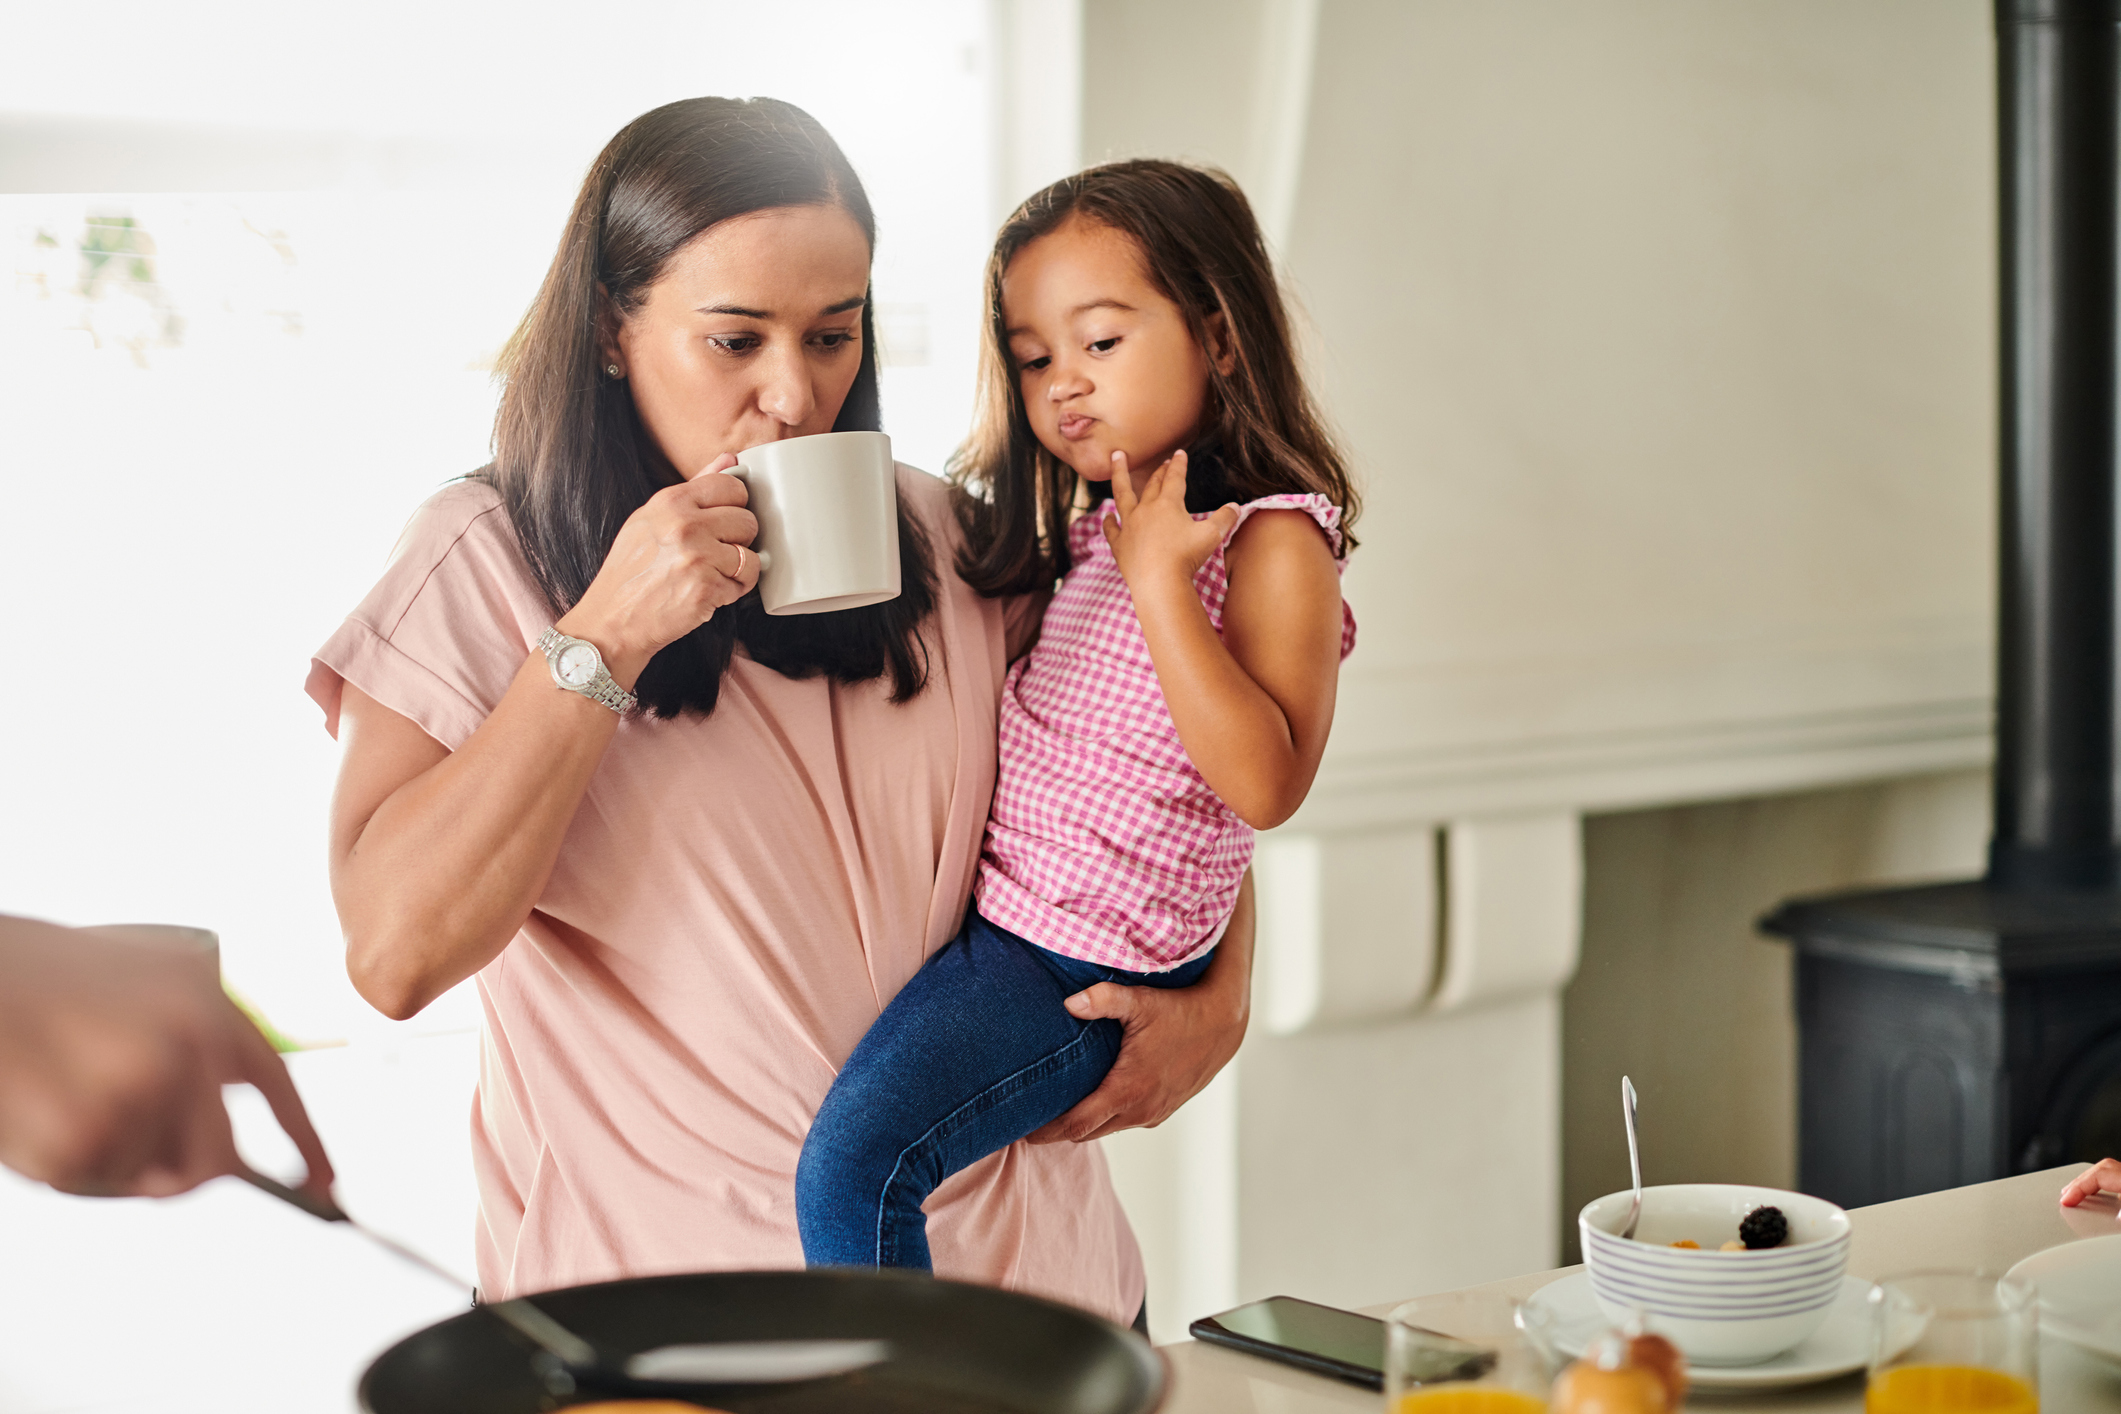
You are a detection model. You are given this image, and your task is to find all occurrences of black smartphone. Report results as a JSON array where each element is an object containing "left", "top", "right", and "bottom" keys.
[{"left": 1188, "top": 1295, "right": 1494, "bottom": 1390}]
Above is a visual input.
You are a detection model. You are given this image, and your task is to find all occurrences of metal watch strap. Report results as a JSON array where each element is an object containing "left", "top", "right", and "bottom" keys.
[
  {"left": 577, "top": 673, "right": 637, "bottom": 716},
  {"left": 536, "top": 627, "right": 638, "bottom": 716}
]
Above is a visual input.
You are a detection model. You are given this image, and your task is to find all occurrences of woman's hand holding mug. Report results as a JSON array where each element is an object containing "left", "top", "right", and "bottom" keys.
[{"left": 556, "top": 453, "right": 760, "bottom": 685}]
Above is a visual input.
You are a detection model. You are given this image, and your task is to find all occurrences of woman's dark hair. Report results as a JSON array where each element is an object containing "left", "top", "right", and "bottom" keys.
[
  {"left": 487, "top": 96, "right": 935, "bottom": 719},
  {"left": 950, "top": 159, "right": 1358, "bottom": 596}
]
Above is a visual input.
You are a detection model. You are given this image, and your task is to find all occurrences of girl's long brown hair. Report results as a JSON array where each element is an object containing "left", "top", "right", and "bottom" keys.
[
  {"left": 487, "top": 96, "right": 935, "bottom": 719},
  {"left": 950, "top": 159, "right": 1358, "bottom": 595}
]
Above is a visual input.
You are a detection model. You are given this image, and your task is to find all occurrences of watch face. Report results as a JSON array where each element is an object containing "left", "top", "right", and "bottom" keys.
[{"left": 556, "top": 641, "right": 601, "bottom": 686}]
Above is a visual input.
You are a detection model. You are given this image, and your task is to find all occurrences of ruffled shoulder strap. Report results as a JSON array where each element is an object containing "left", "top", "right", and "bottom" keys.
[
  {"left": 1212, "top": 493, "right": 1356, "bottom": 660},
  {"left": 1218, "top": 492, "right": 1348, "bottom": 563}
]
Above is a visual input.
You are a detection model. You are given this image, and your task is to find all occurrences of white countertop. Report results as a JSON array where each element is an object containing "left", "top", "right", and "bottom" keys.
[
  {"left": 1157, "top": 1165, "right": 2121, "bottom": 1412},
  {"left": 5, "top": 1051, "right": 2113, "bottom": 1414}
]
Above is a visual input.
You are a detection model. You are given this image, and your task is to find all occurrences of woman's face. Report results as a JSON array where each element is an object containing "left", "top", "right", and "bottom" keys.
[{"left": 608, "top": 203, "right": 871, "bottom": 476}]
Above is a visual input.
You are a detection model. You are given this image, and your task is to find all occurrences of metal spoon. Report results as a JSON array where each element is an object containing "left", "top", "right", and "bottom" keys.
[
  {"left": 239, "top": 1169, "right": 888, "bottom": 1393},
  {"left": 1619, "top": 1076, "right": 1644, "bottom": 1240}
]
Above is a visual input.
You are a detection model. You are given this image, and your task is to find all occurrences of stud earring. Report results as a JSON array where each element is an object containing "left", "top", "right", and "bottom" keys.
[{"left": 606, "top": 363, "right": 622, "bottom": 379}]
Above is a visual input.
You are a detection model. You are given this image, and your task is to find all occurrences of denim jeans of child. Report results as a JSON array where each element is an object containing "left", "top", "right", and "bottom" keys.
[{"left": 795, "top": 905, "right": 1214, "bottom": 1269}]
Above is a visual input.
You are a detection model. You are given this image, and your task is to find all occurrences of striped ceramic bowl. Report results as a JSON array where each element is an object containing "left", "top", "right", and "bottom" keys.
[{"left": 1578, "top": 1183, "right": 1851, "bottom": 1366}]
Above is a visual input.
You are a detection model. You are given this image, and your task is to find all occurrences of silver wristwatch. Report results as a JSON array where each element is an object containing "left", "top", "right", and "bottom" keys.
[{"left": 537, "top": 627, "right": 638, "bottom": 716}]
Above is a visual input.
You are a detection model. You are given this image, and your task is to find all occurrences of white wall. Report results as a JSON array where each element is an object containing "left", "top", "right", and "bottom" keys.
[
  {"left": 1087, "top": 0, "right": 1994, "bottom": 816},
  {"left": 1293, "top": 0, "right": 1993, "bottom": 795}
]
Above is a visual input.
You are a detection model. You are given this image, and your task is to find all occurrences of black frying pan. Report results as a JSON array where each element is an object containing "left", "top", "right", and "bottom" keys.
[{"left": 359, "top": 1268, "right": 1165, "bottom": 1414}]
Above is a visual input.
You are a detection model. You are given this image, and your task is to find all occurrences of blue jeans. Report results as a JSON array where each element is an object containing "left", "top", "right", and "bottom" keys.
[{"left": 795, "top": 906, "right": 1213, "bottom": 1269}]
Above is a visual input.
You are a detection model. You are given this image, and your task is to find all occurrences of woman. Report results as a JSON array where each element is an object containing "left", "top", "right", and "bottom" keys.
[{"left": 308, "top": 97, "right": 1252, "bottom": 1324}]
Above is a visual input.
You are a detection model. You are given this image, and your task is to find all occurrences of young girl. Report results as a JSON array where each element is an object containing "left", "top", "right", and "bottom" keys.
[{"left": 794, "top": 159, "right": 1359, "bottom": 1272}]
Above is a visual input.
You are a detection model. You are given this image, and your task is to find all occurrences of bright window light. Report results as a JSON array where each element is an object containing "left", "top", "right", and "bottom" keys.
[{"left": 0, "top": 1, "right": 999, "bottom": 1048}]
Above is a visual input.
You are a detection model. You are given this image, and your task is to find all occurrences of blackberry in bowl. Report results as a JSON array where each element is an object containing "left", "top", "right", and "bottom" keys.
[{"left": 1738, "top": 1204, "right": 1790, "bottom": 1250}]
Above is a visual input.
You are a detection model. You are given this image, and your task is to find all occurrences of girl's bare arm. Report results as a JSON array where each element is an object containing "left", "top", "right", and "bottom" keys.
[{"left": 1106, "top": 454, "right": 1345, "bottom": 829}]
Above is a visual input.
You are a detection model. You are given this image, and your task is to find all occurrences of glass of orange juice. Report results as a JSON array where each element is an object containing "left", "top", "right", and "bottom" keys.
[
  {"left": 1866, "top": 1271, "right": 2038, "bottom": 1414},
  {"left": 1384, "top": 1291, "right": 1557, "bottom": 1413}
]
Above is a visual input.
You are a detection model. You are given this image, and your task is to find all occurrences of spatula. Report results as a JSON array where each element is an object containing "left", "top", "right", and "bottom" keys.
[{"left": 239, "top": 1168, "right": 889, "bottom": 1395}]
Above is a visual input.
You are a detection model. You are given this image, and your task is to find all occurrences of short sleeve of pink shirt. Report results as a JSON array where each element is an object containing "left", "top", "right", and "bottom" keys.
[{"left": 305, "top": 471, "right": 1144, "bottom": 1321}]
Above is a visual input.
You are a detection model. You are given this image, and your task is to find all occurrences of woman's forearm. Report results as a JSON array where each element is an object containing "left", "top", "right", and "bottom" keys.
[
  {"left": 332, "top": 651, "right": 622, "bottom": 1019},
  {"left": 1027, "top": 872, "right": 1254, "bottom": 1143},
  {"left": 331, "top": 464, "right": 760, "bottom": 1021}
]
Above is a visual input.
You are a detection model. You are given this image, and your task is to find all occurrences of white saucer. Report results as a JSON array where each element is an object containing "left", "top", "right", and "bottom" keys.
[
  {"left": 1525, "top": 1272, "right": 1873, "bottom": 1391},
  {"left": 2007, "top": 1232, "right": 2121, "bottom": 1368}
]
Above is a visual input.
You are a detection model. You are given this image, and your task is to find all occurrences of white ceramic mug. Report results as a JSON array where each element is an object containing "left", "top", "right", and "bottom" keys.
[{"left": 730, "top": 430, "right": 900, "bottom": 616}]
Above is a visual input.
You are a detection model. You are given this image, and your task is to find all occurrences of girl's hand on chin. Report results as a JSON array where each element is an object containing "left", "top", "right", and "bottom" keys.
[{"left": 1103, "top": 450, "right": 1240, "bottom": 587}]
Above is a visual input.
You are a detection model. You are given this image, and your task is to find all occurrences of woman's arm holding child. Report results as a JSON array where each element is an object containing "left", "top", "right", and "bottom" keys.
[
  {"left": 1105, "top": 450, "right": 1345, "bottom": 830},
  {"left": 1029, "top": 871, "right": 1254, "bottom": 1142}
]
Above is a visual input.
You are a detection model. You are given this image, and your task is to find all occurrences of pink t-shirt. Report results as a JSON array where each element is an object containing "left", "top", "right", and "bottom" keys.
[
  {"left": 305, "top": 471, "right": 1144, "bottom": 1320},
  {"left": 976, "top": 494, "right": 1355, "bottom": 970}
]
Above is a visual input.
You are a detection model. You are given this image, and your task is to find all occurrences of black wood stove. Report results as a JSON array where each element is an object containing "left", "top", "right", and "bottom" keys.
[{"left": 1759, "top": 0, "right": 2121, "bottom": 1208}]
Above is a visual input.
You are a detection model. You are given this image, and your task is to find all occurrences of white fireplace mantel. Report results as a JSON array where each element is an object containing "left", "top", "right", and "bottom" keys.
[{"left": 1107, "top": 678, "right": 1991, "bottom": 1335}]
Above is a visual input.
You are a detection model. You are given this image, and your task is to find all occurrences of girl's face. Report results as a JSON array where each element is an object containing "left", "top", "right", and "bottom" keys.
[
  {"left": 606, "top": 203, "right": 871, "bottom": 476},
  {"left": 1001, "top": 216, "right": 1214, "bottom": 485}
]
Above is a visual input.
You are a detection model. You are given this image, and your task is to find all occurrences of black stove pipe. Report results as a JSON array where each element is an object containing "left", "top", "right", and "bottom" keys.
[
  {"left": 1991, "top": 0, "right": 2121, "bottom": 891},
  {"left": 1755, "top": 6, "right": 2121, "bottom": 1201}
]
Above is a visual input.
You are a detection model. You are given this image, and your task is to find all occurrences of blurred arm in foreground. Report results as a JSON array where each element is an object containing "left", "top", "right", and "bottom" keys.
[{"left": 0, "top": 914, "right": 332, "bottom": 1200}]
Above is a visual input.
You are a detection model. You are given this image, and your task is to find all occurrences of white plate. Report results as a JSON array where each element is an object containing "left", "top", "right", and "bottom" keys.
[
  {"left": 1526, "top": 1272, "right": 1874, "bottom": 1391},
  {"left": 2007, "top": 1232, "right": 2121, "bottom": 1367}
]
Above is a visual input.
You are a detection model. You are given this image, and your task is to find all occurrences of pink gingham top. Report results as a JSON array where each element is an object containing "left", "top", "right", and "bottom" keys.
[{"left": 975, "top": 493, "right": 1357, "bottom": 970}]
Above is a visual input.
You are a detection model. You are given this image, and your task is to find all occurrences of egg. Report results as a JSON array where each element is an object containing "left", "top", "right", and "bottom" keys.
[
  {"left": 1549, "top": 1362, "right": 1671, "bottom": 1414},
  {"left": 1626, "top": 1333, "right": 1687, "bottom": 1408}
]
